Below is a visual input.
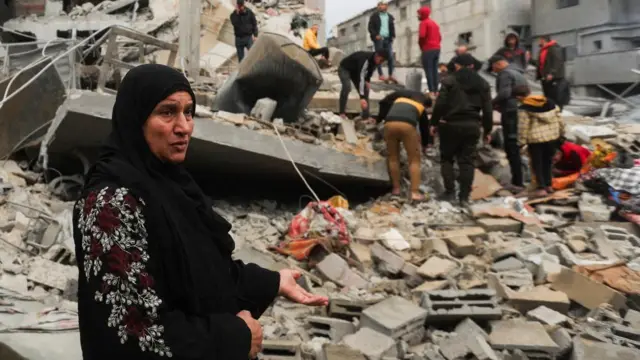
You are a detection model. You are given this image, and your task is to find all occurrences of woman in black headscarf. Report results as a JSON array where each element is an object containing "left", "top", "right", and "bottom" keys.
[{"left": 72, "top": 64, "right": 328, "bottom": 360}]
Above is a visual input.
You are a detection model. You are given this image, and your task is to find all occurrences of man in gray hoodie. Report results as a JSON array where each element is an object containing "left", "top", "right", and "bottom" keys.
[{"left": 491, "top": 54, "right": 528, "bottom": 191}]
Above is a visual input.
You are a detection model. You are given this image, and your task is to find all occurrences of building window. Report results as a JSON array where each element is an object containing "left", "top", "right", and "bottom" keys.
[
  {"left": 593, "top": 40, "right": 602, "bottom": 51},
  {"left": 557, "top": 0, "right": 579, "bottom": 9},
  {"left": 339, "top": 28, "right": 346, "bottom": 37},
  {"left": 458, "top": 32, "right": 473, "bottom": 45},
  {"left": 400, "top": 6, "right": 407, "bottom": 20},
  {"left": 353, "top": 22, "right": 360, "bottom": 32}
]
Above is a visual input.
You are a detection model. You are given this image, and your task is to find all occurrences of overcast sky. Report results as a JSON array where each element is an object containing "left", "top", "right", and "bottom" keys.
[{"left": 325, "top": 0, "right": 379, "bottom": 35}]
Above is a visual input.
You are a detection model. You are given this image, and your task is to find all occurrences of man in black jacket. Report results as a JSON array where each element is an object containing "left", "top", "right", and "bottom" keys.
[
  {"left": 338, "top": 50, "right": 387, "bottom": 120},
  {"left": 430, "top": 54, "right": 493, "bottom": 207},
  {"left": 536, "top": 36, "right": 568, "bottom": 110},
  {"left": 368, "top": 1, "right": 396, "bottom": 83},
  {"left": 446, "top": 45, "right": 483, "bottom": 73},
  {"left": 230, "top": 0, "right": 258, "bottom": 62}
]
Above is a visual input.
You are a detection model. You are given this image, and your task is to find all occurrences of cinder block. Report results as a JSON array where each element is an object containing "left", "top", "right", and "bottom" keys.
[
  {"left": 579, "top": 202, "right": 614, "bottom": 222},
  {"left": 329, "top": 298, "right": 381, "bottom": 320},
  {"left": 307, "top": 316, "right": 355, "bottom": 342},
  {"left": 250, "top": 97, "right": 277, "bottom": 122},
  {"left": 488, "top": 269, "right": 534, "bottom": 289},
  {"left": 370, "top": 242, "right": 405, "bottom": 275},
  {"left": 261, "top": 339, "right": 301, "bottom": 360},
  {"left": 421, "top": 289, "right": 502, "bottom": 322},
  {"left": 316, "top": 253, "right": 368, "bottom": 288},
  {"left": 477, "top": 218, "right": 522, "bottom": 233},
  {"left": 535, "top": 205, "right": 579, "bottom": 220},
  {"left": 360, "top": 296, "right": 428, "bottom": 340},
  {"left": 342, "top": 328, "right": 397, "bottom": 359}
]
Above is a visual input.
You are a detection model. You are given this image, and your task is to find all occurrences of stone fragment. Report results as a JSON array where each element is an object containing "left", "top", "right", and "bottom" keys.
[
  {"left": 506, "top": 286, "right": 570, "bottom": 314},
  {"left": 624, "top": 309, "right": 640, "bottom": 329},
  {"left": 250, "top": 97, "right": 277, "bottom": 122},
  {"left": 571, "top": 336, "right": 640, "bottom": 360},
  {"left": 491, "top": 257, "right": 525, "bottom": 272},
  {"left": 360, "top": 296, "right": 427, "bottom": 340},
  {"left": 488, "top": 320, "right": 560, "bottom": 353},
  {"left": 527, "top": 306, "right": 568, "bottom": 326},
  {"left": 338, "top": 118, "right": 358, "bottom": 145},
  {"left": 349, "top": 242, "right": 371, "bottom": 267},
  {"left": 444, "top": 235, "right": 475, "bottom": 257},
  {"left": 27, "top": 257, "right": 78, "bottom": 292},
  {"left": 370, "top": 243, "right": 405, "bottom": 275},
  {"left": 434, "top": 227, "right": 487, "bottom": 240},
  {"left": 343, "top": 328, "right": 397, "bottom": 359},
  {"left": 551, "top": 267, "right": 626, "bottom": 310},
  {"left": 411, "top": 280, "right": 448, "bottom": 294},
  {"left": 423, "top": 238, "right": 450, "bottom": 257},
  {"left": 455, "top": 318, "right": 489, "bottom": 340},
  {"left": 316, "top": 254, "right": 368, "bottom": 289},
  {"left": 477, "top": 218, "right": 522, "bottom": 233},
  {"left": 567, "top": 239, "right": 587, "bottom": 253},
  {"left": 417, "top": 257, "right": 457, "bottom": 279},
  {"left": 324, "top": 344, "right": 366, "bottom": 360}
]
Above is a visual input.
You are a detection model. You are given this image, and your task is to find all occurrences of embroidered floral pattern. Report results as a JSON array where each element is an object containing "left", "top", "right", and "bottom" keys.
[{"left": 76, "top": 187, "right": 172, "bottom": 357}]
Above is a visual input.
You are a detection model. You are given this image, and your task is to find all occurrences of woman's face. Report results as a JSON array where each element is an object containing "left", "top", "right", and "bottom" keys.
[{"left": 143, "top": 91, "right": 194, "bottom": 164}]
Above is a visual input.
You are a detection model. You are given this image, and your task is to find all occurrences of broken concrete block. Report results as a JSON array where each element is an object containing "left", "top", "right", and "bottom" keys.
[
  {"left": 250, "top": 97, "right": 278, "bottom": 122},
  {"left": 349, "top": 242, "right": 372, "bottom": 267},
  {"left": 551, "top": 267, "right": 626, "bottom": 310},
  {"left": 417, "top": 257, "right": 457, "bottom": 279},
  {"left": 27, "top": 257, "right": 78, "bottom": 292},
  {"left": 507, "top": 286, "right": 570, "bottom": 314},
  {"left": 548, "top": 327, "right": 572, "bottom": 357},
  {"left": 316, "top": 254, "right": 368, "bottom": 289},
  {"left": 466, "top": 334, "right": 499, "bottom": 360},
  {"left": 624, "top": 309, "right": 640, "bottom": 329},
  {"left": 571, "top": 336, "right": 640, "bottom": 360},
  {"left": 536, "top": 205, "right": 579, "bottom": 220},
  {"left": 342, "top": 328, "right": 397, "bottom": 359},
  {"left": 434, "top": 227, "right": 487, "bottom": 241},
  {"left": 438, "top": 335, "right": 471, "bottom": 360},
  {"left": 421, "top": 289, "right": 502, "bottom": 322},
  {"left": 13, "top": 212, "right": 29, "bottom": 233},
  {"left": 411, "top": 280, "right": 449, "bottom": 295},
  {"left": 526, "top": 306, "right": 568, "bottom": 326},
  {"left": 307, "top": 316, "right": 355, "bottom": 342},
  {"left": 570, "top": 125, "right": 617, "bottom": 143},
  {"left": 477, "top": 218, "right": 522, "bottom": 233},
  {"left": 261, "top": 339, "right": 301, "bottom": 359},
  {"left": 338, "top": 118, "right": 358, "bottom": 145},
  {"left": 423, "top": 238, "right": 451, "bottom": 257},
  {"left": 329, "top": 298, "right": 381, "bottom": 320},
  {"left": 579, "top": 202, "right": 614, "bottom": 222},
  {"left": 488, "top": 320, "right": 560, "bottom": 353},
  {"left": 491, "top": 257, "right": 525, "bottom": 272},
  {"left": 370, "top": 242, "right": 405, "bottom": 275},
  {"left": 567, "top": 239, "right": 587, "bottom": 253},
  {"left": 488, "top": 269, "right": 534, "bottom": 290},
  {"left": 455, "top": 318, "right": 489, "bottom": 341},
  {"left": 324, "top": 344, "right": 366, "bottom": 360},
  {"left": 360, "top": 296, "right": 428, "bottom": 340},
  {"left": 444, "top": 236, "right": 475, "bottom": 257}
]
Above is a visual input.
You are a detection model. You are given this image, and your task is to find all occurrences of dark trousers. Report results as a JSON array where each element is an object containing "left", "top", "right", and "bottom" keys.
[
  {"left": 308, "top": 47, "right": 330, "bottom": 59},
  {"left": 235, "top": 36, "right": 253, "bottom": 62},
  {"left": 421, "top": 49, "right": 440, "bottom": 92},
  {"left": 501, "top": 111, "right": 523, "bottom": 186},
  {"left": 528, "top": 141, "right": 556, "bottom": 188},
  {"left": 439, "top": 122, "right": 481, "bottom": 201},
  {"left": 338, "top": 66, "right": 369, "bottom": 118},
  {"left": 374, "top": 38, "right": 394, "bottom": 76},
  {"left": 542, "top": 80, "right": 562, "bottom": 111}
]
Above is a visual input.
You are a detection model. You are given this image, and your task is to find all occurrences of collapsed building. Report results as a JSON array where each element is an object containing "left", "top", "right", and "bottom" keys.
[{"left": 0, "top": 1, "right": 640, "bottom": 360}]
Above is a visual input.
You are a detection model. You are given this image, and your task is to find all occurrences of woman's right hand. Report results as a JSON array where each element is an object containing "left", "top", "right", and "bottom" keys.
[{"left": 237, "top": 310, "right": 263, "bottom": 358}]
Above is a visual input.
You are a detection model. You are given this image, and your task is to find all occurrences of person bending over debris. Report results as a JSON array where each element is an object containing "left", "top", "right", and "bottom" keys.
[
  {"left": 303, "top": 24, "right": 330, "bottom": 64},
  {"left": 514, "top": 85, "right": 565, "bottom": 197},
  {"left": 230, "top": 0, "right": 258, "bottom": 62},
  {"left": 338, "top": 49, "right": 388, "bottom": 120},
  {"left": 378, "top": 90, "right": 432, "bottom": 200},
  {"left": 430, "top": 54, "right": 493, "bottom": 208},
  {"left": 72, "top": 64, "right": 328, "bottom": 360},
  {"left": 553, "top": 140, "right": 591, "bottom": 177},
  {"left": 491, "top": 54, "right": 528, "bottom": 192}
]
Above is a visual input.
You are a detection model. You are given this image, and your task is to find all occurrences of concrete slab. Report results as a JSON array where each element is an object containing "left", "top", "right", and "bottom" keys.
[
  {"left": 342, "top": 328, "right": 397, "bottom": 359},
  {"left": 571, "top": 336, "right": 640, "bottom": 360},
  {"left": 551, "top": 267, "right": 626, "bottom": 310},
  {"left": 360, "top": 296, "right": 427, "bottom": 339},
  {"left": 488, "top": 320, "right": 560, "bottom": 353},
  {"left": 47, "top": 91, "right": 389, "bottom": 189}
]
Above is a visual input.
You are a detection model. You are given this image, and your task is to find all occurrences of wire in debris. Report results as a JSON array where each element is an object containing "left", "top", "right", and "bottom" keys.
[
  {"left": 271, "top": 123, "right": 320, "bottom": 203},
  {"left": 302, "top": 169, "right": 347, "bottom": 200}
]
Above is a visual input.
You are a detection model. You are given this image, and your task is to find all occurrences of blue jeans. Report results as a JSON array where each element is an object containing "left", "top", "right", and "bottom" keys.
[
  {"left": 421, "top": 49, "right": 440, "bottom": 92},
  {"left": 374, "top": 38, "right": 394, "bottom": 77},
  {"left": 235, "top": 36, "right": 253, "bottom": 62}
]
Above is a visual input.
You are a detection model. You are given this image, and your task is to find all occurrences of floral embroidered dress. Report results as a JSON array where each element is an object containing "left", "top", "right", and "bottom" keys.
[{"left": 72, "top": 64, "right": 281, "bottom": 360}]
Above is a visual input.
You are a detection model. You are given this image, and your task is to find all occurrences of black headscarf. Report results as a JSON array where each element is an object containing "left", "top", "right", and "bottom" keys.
[{"left": 82, "top": 64, "right": 237, "bottom": 309}]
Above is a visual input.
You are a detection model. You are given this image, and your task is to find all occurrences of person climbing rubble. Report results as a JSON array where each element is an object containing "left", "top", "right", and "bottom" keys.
[
  {"left": 378, "top": 90, "right": 432, "bottom": 201},
  {"left": 430, "top": 54, "right": 493, "bottom": 208},
  {"left": 303, "top": 23, "right": 331, "bottom": 65},
  {"left": 514, "top": 85, "right": 564, "bottom": 198},
  {"left": 337, "top": 49, "right": 388, "bottom": 121},
  {"left": 230, "top": 0, "right": 259, "bottom": 62}
]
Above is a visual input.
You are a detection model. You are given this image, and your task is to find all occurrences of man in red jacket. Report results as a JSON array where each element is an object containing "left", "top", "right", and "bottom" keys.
[{"left": 418, "top": 6, "right": 441, "bottom": 95}]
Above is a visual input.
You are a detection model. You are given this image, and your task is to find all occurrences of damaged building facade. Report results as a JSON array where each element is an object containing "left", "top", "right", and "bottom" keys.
[{"left": 328, "top": 0, "right": 532, "bottom": 66}]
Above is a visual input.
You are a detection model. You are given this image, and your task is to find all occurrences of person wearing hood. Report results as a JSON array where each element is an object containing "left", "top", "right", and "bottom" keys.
[
  {"left": 536, "top": 35, "right": 567, "bottom": 110},
  {"left": 418, "top": 6, "right": 441, "bottom": 95},
  {"left": 430, "top": 54, "right": 493, "bottom": 208},
  {"left": 446, "top": 45, "right": 484, "bottom": 73},
  {"left": 368, "top": 1, "right": 397, "bottom": 83},
  {"left": 514, "top": 85, "right": 565, "bottom": 197},
  {"left": 490, "top": 32, "right": 530, "bottom": 70},
  {"left": 491, "top": 54, "right": 528, "bottom": 192}
]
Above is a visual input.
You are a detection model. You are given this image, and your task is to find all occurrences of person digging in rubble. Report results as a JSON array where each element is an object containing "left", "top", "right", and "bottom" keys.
[
  {"left": 446, "top": 45, "right": 483, "bottom": 74},
  {"left": 303, "top": 23, "right": 331, "bottom": 65},
  {"left": 553, "top": 140, "right": 591, "bottom": 177},
  {"left": 491, "top": 54, "right": 528, "bottom": 193},
  {"left": 230, "top": 0, "right": 258, "bottom": 62},
  {"left": 338, "top": 49, "right": 388, "bottom": 121},
  {"left": 513, "top": 85, "right": 565, "bottom": 197},
  {"left": 377, "top": 90, "right": 432, "bottom": 201},
  {"left": 72, "top": 64, "right": 328, "bottom": 360},
  {"left": 368, "top": 1, "right": 397, "bottom": 84},
  {"left": 430, "top": 54, "right": 493, "bottom": 208},
  {"left": 489, "top": 32, "right": 530, "bottom": 71}
]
